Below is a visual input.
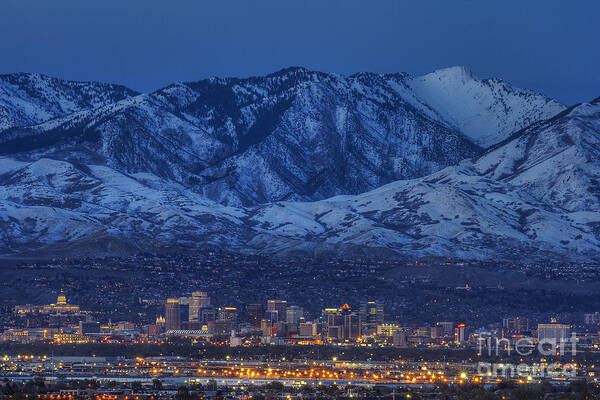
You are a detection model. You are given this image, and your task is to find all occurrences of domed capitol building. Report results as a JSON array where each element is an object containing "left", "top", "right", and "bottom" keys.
[{"left": 14, "top": 289, "right": 81, "bottom": 315}]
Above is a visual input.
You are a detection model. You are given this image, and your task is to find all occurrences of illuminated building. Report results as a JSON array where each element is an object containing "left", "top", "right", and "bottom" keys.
[
  {"left": 328, "top": 325, "right": 343, "bottom": 339},
  {"left": 537, "top": 323, "right": 571, "bottom": 341},
  {"left": 344, "top": 313, "right": 361, "bottom": 339},
  {"left": 165, "top": 299, "right": 181, "bottom": 331},
  {"left": 188, "top": 291, "right": 211, "bottom": 321},
  {"left": 324, "top": 304, "right": 355, "bottom": 340},
  {"left": 53, "top": 333, "right": 90, "bottom": 344},
  {"left": 215, "top": 307, "right": 238, "bottom": 333},
  {"left": 377, "top": 323, "right": 402, "bottom": 336},
  {"left": 360, "top": 301, "right": 384, "bottom": 335},
  {"left": 247, "top": 303, "right": 265, "bottom": 328},
  {"left": 199, "top": 306, "right": 216, "bottom": 323},
  {"left": 15, "top": 290, "right": 83, "bottom": 315},
  {"left": 503, "top": 317, "right": 529, "bottom": 333},
  {"left": 165, "top": 329, "right": 212, "bottom": 338},
  {"left": 78, "top": 320, "right": 101, "bottom": 335},
  {"left": 45, "top": 289, "right": 80, "bottom": 313},
  {"left": 417, "top": 327, "right": 431, "bottom": 337},
  {"left": 217, "top": 306, "right": 238, "bottom": 322},
  {"left": 286, "top": 305, "right": 304, "bottom": 324},
  {"left": 455, "top": 324, "right": 467, "bottom": 345},
  {"left": 430, "top": 325, "right": 444, "bottom": 338},
  {"left": 267, "top": 300, "right": 287, "bottom": 322},
  {"left": 436, "top": 321, "right": 455, "bottom": 336},
  {"left": 147, "top": 324, "right": 162, "bottom": 336},
  {"left": 1, "top": 329, "right": 32, "bottom": 343},
  {"left": 298, "top": 322, "right": 316, "bottom": 337}
]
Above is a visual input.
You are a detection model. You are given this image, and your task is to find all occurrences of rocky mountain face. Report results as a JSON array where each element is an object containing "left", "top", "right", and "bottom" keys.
[
  {"left": 248, "top": 98, "right": 600, "bottom": 260},
  {"left": 407, "top": 66, "right": 565, "bottom": 147},
  {"left": 1, "top": 67, "right": 592, "bottom": 261},
  {"left": 0, "top": 72, "right": 138, "bottom": 132},
  {"left": 0, "top": 67, "right": 562, "bottom": 206}
]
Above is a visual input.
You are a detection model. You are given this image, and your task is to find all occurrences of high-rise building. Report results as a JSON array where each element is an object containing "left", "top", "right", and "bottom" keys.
[
  {"left": 328, "top": 325, "right": 343, "bottom": 339},
  {"left": 503, "top": 317, "right": 529, "bottom": 333},
  {"left": 165, "top": 299, "right": 181, "bottom": 331},
  {"left": 199, "top": 306, "right": 216, "bottom": 324},
  {"left": 430, "top": 325, "right": 444, "bottom": 338},
  {"left": 436, "top": 321, "right": 455, "bottom": 336},
  {"left": 298, "top": 322, "right": 315, "bottom": 337},
  {"left": 286, "top": 305, "right": 304, "bottom": 324},
  {"left": 324, "top": 308, "right": 343, "bottom": 340},
  {"left": 265, "top": 310, "right": 280, "bottom": 324},
  {"left": 189, "top": 292, "right": 211, "bottom": 321},
  {"left": 344, "top": 313, "right": 361, "bottom": 339},
  {"left": 455, "top": 324, "right": 467, "bottom": 345},
  {"left": 360, "top": 301, "right": 384, "bottom": 335},
  {"left": 327, "top": 312, "right": 344, "bottom": 329},
  {"left": 247, "top": 303, "right": 265, "bottom": 328},
  {"left": 217, "top": 307, "right": 238, "bottom": 323},
  {"left": 324, "top": 305, "right": 357, "bottom": 340},
  {"left": 267, "top": 300, "right": 287, "bottom": 322}
]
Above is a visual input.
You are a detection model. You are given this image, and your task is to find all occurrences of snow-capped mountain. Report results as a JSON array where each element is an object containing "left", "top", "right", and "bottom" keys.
[
  {"left": 246, "top": 97, "right": 600, "bottom": 259},
  {"left": 0, "top": 67, "right": 562, "bottom": 206},
  {"left": 1, "top": 67, "right": 591, "bottom": 261},
  {"left": 408, "top": 66, "right": 565, "bottom": 147},
  {"left": 0, "top": 72, "right": 138, "bottom": 132}
]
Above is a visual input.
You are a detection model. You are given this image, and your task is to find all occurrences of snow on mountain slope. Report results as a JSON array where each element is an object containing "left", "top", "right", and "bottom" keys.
[
  {"left": 474, "top": 99, "right": 600, "bottom": 212},
  {"left": 408, "top": 66, "right": 565, "bottom": 147},
  {"left": 246, "top": 99, "right": 600, "bottom": 259},
  {"left": 0, "top": 68, "right": 481, "bottom": 206},
  {"left": 0, "top": 68, "right": 592, "bottom": 261},
  {"left": 1, "top": 98, "right": 599, "bottom": 260},
  {"left": 0, "top": 156, "right": 247, "bottom": 253},
  {"left": 0, "top": 72, "right": 138, "bottom": 132},
  {"left": 0, "top": 67, "right": 563, "bottom": 207}
]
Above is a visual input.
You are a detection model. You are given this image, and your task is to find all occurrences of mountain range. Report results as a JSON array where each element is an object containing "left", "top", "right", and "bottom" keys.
[{"left": 0, "top": 67, "right": 597, "bottom": 261}]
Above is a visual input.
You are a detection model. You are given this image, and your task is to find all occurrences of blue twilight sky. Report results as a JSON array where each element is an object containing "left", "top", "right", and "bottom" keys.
[{"left": 1, "top": 0, "right": 598, "bottom": 105}]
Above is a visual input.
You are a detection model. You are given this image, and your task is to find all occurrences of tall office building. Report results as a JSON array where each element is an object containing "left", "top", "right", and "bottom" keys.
[
  {"left": 436, "top": 321, "right": 455, "bottom": 336},
  {"left": 325, "top": 305, "right": 354, "bottom": 340},
  {"left": 247, "top": 303, "right": 265, "bottom": 328},
  {"left": 200, "top": 306, "right": 216, "bottom": 324},
  {"left": 267, "top": 300, "right": 287, "bottom": 323},
  {"left": 502, "top": 317, "right": 529, "bottom": 333},
  {"left": 430, "top": 326, "right": 444, "bottom": 338},
  {"left": 344, "top": 313, "right": 361, "bottom": 339},
  {"left": 189, "top": 291, "right": 211, "bottom": 321},
  {"left": 165, "top": 299, "right": 181, "bottom": 331},
  {"left": 217, "top": 307, "right": 239, "bottom": 323},
  {"left": 360, "top": 301, "right": 384, "bottom": 335},
  {"left": 455, "top": 324, "right": 467, "bottom": 345},
  {"left": 286, "top": 305, "right": 304, "bottom": 324}
]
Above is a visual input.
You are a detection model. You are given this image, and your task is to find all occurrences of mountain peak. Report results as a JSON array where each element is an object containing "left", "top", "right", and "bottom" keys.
[
  {"left": 408, "top": 66, "right": 565, "bottom": 147},
  {"left": 266, "top": 66, "right": 311, "bottom": 77},
  {"left": 420, "top": 66, "right": 476, "bottom": 82}
]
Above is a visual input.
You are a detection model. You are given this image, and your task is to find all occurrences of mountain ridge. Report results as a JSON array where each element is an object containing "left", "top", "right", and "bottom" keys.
[
  {"left": 0, "top": 67, "right": 564, "bottom": 206},
  {"left": 1, "top": 67, "right": 592, "bottom": 261}
]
